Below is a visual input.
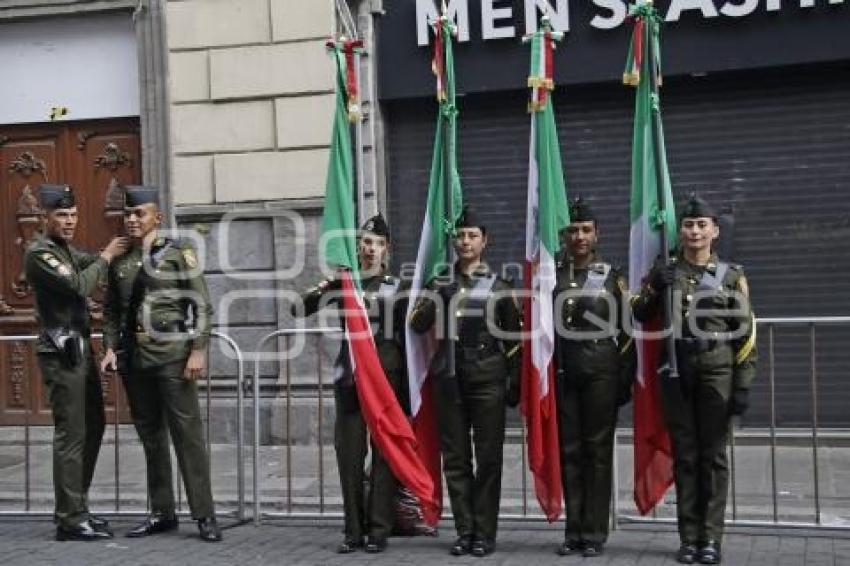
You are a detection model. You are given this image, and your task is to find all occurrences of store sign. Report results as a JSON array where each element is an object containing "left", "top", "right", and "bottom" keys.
[
  {"left": 416, "top": 0, "right": 847, "bottom": 44},
  {"left": 380, "top": 0, "right": 849, "bottom": 99}
]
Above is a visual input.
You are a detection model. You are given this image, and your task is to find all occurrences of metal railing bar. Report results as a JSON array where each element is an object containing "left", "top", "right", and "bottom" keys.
[
  {"left": 611, "top": 427, "right": 619, "bottom": 531},
  {"left": 521, "top": 418, "right": 528, "bottom": 517},
  {"left": 769, "top": 324, "right": 778, "bottom": 523},
  {"left": 286, "top": 335, "right": 293, "bottom": 516},
  {"left": 210, "top": 330, "right": 246, "bottom": 521},
  {"left": 810, "top": 324, "right": 821, "bottom": 525},
  {"left": 24, "top": 341, "right": 31, "bottom": 513},
  {"left": 755, "top": 316, "right": 850, "bottom": 324},
  {"left": 729, "top": 425, "right": 737, "bottom": 521},
  {"left": 317, "top": 335, "right": 325, "bottom": 515},
  {"left": 114, "top": 370, "right": 121, "bottom": 512}
]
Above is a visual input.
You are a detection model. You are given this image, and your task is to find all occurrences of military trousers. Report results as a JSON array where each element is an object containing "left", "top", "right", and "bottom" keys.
[
  {"left": 660, "top": 360, "right": 733, "bottom": 545},
  {"left": 38, "top": 347, "right": 106, "bottom": 528},
  {"left": 334, "top": 385, "right": 399, "bottom": 541},
  {"left": 556, "top": 369, "right": 618, "bottom": 545},
  {"left": 434, "top": 372, "right": 506, "bottom": 542},
  {"left": 121, "top": 359, "right": 215, "bottom": 519}
]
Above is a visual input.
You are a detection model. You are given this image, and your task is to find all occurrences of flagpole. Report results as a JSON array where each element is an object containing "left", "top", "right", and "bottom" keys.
[
  {"left": 646, "top": 7, "right": 679, "bottom": 380},
  {"left": 438, "top": 13, "right": 457, "bottom": 381},
  {"left": 354, "top": 47, "right": 366, "bottom": 226}
]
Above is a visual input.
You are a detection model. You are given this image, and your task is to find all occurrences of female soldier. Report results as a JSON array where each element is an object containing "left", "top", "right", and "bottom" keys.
[
  {"left": 292, "top": 214, "right": 406, "bottom": 554},
  {"left": 554, "top": 197, "right": 634, "bottom": 558},
  {"left": 632, "top": 194, "right": 756, "bottom": 565}
]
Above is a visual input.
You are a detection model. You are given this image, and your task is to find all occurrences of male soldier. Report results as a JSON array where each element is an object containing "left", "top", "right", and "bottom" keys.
[
  {"left": 100, "top": 185, "right": 221, "bottom": 542},
  {"left": 409, "top": 206, "right": 521, "bottom": 557},
  {"left": 292, "top": 214, "right": 406, "bottom": 554},
  {"left": 632, "top": 194, "right": 756, "bottom": 565},
  {"left": 554, "top": 197, "right": 635, "bottom": 558},
  {"left": 24, "top": 184, "right": 127, "bottom": 541}
]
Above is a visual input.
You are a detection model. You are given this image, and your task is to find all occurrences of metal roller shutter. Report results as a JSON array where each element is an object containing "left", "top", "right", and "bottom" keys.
[{"left": 386, "top": 63, "right": 850, "bottom": 427}]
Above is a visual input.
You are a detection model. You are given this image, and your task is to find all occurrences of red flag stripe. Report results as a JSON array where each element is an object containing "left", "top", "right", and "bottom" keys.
[
  {"left": 520, "top": 261, "right": 563, "bottom": 521},
  {"left": 339, "top": 272, "right": 440, "bottom": 525},
  {"left": 633, "top": 319, "right": 674, "bottom": 515}
]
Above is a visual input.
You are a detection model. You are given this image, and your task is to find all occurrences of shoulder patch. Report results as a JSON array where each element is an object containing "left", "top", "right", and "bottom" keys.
[
  {"left": 181, "top": 248, "right": 198, "bottom": 269},
  {"left": 40, "top": 252, "right": 60, "bottom": 267},
  {"left": 736, "top": 273, "right": 750, "bottom": 298},
  {"left": 40, "top": 252, "right": 72, "bottom": 276}
]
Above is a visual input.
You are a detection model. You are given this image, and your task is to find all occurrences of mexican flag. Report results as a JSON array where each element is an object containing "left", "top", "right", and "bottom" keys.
[
  {"left": 623, "top": 2, "right": 678, "bottom": 516},
  {"left": 520, "top": 23, "right": 568, "bottom": 522},
  {"left": 404, "top": 15, "right": 464, "bottom": 521},
  {"left": 322, "top": 39, "right": 439, "bottom": 525}
]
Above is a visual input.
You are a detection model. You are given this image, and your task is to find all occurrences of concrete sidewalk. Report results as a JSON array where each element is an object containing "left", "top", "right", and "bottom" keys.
[{"left": 0, "top": 518, "right": 848, "bottom": 566}]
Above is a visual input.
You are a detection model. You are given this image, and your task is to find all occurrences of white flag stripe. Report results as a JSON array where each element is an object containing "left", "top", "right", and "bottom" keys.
[
  {"left": 404, "top": 210, "right": 437, "bottom": 417},
  {"left": 525, "top": 115, "right": 557, "bottom": 400}
]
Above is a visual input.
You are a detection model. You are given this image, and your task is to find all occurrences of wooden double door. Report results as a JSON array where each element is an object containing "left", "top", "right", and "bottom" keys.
[{"left": 0, "top": 118, "right": 140, "bottom": 425}]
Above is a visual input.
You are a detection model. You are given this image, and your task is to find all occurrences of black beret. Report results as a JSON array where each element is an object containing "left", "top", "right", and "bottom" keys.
[
  {"left": 360, "top": 213, "right": 390, "bottom": 239},
  {"left": 455, "top": 205, "right": 486, "bottom": 233},
  {"left": 39, "top": 184, "right": 75, "bottom": 210},
  {"left": 569, "top": 196, "right": 596, "bottom": 223},
  {"left": 124, "top": 185, "right": 161, "bottom": 208},
  {"left": 680, "top": 192, "right": 718, "bottom": 221}
]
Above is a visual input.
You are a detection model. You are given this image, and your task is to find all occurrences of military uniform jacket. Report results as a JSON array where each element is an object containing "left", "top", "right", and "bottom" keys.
[
  {"left": 103, "top": 237, "right": 212, "bottom": 369},
  {"left": 294, "top": 270, "right": 408, "bottom": 411},
  {"left": 554, "top": 256, "right": 634, "bottom": 378},
  {"left": 409, "top": 263, "right": 521, "bottom": 385},
  {"left": 632, "top": 253, "right": 757, "bottom": 389},
  {"left": 296, "top": 271, "right": 407, "bottom": 375},
  {"left": 24, "top": 233, "right": 106, "bottom": 353}
]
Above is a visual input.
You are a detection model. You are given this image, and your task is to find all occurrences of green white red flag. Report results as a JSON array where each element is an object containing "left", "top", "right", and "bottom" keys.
[
  {"left": 520, "top": 21, "right": 569, "bottom": 522},
  {"left": 322, "top": 39, "right": 439, "bottom": 524},
  {"left": 403, "top": 14, "right": 464, "bottom": 522},
  {"left": 623, "top": 1, "right": 678, "bottom": 515}
]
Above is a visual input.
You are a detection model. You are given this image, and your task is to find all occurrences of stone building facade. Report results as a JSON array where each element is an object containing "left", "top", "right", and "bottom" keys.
[{"left": 0, "top": 0, "right": 387, "bottom": 441}]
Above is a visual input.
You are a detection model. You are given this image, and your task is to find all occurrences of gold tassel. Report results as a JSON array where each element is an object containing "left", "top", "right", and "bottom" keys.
[{"left": 622, "top": 72, "right": 640, "bottom": 86}]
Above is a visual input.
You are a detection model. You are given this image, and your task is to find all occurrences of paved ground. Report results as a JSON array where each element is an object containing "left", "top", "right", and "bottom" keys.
[
  {"left": 0, "top": 517, "right": 848, "bottom": 566},
  {"left": 1, "top": 427, "right": 850, "bottom": 564}
]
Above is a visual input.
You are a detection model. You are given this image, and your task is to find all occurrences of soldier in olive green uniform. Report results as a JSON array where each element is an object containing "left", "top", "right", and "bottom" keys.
[
  {"left": 292, "top": 214, "right": 406, "bottom": 554},
  {"left": 100, "top": 186, "right": 221, "bottom": 542},
  {"left": 25, "top": 184, "right": 127, "bottom": 541},
  {"left": 632, "top": 195, "right": 756, "bottom": 565},
  {"left": 554, "top": 198, "right": 635, "bottom": 558},
  {"left": 409, "top": 207, "right": 521, "bottom": 558}
]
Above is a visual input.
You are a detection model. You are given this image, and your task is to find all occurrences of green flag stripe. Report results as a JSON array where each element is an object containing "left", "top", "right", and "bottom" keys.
[{"left": 320, "top": 47, "right": 359, "bottom": 276}]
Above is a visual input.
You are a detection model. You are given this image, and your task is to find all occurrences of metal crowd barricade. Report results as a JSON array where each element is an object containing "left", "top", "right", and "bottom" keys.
[
  {"left": 250, "top": 327, "right": 343, "bottom": 525},
  {"left": 248, "top": 316, "right": 850, "bottom": 532},
  {"left": 614, "top": 315, "right": 850, "bottom": 531},
  {"left": 0, "top": 331, "right": 246, "bottom": 521}
]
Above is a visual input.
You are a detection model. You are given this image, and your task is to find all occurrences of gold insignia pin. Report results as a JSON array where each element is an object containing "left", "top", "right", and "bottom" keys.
[{"left": 182, "top": 249, "right": 198, "bottom": 269}]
